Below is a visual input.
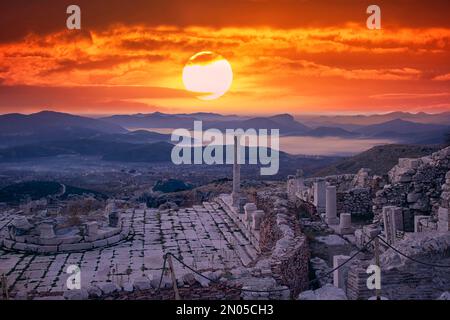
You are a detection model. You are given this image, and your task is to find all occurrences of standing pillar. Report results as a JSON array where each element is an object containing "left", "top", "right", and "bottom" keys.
[
  {"left": 382, "top": 206, "right": 403, "bottom": 244},
  {"left": 313, "top": 180, "right": 326, "bottom": 212},
  {"left": 333, "top": 255, "right": 350, "bottom": 291},
  {"left": 338, "top": 213, "right": 352, "bottom": 235},
  {"left": 325, "top": 186, "right": 339, "bottom": 225},
  {"left": 232, "top": 135, "right": 241, "bottom": 207}
]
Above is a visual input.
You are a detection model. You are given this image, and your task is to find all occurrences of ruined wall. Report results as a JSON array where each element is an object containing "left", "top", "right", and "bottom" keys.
[
  {"left": 289, "top": 169, "right": 375, "bottom": 219},
  {"left": 347, "top": 232, "right": 450, "bottom": 300},
  {"left": 256, "top": 190, "right": 310, "bottom": 297},
  {"left": 373, "top": 147, "right": 450, "bottom": 231},
  {"left": 337, "top": 188, "right": 373, "bottom": 218}
]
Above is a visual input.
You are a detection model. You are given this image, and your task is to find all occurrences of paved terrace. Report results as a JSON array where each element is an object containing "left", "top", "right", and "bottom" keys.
[{"left": 0, "top": 202, "right": 259, "bottom": 297}]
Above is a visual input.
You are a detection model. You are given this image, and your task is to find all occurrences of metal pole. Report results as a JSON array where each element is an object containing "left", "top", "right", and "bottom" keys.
[
  {"left": 1, "top": 274, "right": 9, "bottom": 300},
  {"left": 374, "top": 237, "right": 381, "bottom": 301},
  {"left": 167, "top": 255, "right": 181, "bottom": 300}
]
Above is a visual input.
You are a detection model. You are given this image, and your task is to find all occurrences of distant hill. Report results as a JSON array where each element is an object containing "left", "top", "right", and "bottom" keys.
[
  {"left": 355, "top": 119, "right": 449, "bottom": 136},
  {"left": 94, "top": 130, "right": 171, "bottom": 144},
  {"left": 202, "top": 113, "right": 310, "bottom": 135},
  {"left": 0, "top": 111, "right": 128, "bottom": 147},
  {"left": 101, "top": 112, "right": 197, "bottom": 129},
  {"left": 0, "top": 111, "right": 126, "bottom": 135},
  {"left": 297, "top": 111, "right": 450, "bottom": 128},
  {"left": 353, "top": 119, "right": 450, "bottom": 144},
  {"left": 102, "top": 141, "right": 175, "bottom": 162},
  {"left": 303, "top": 126, "right": 357, "bottom": 137},
  {"left": 0, "top": 139, "right": 176, "bottom": 162},
  {"left": 0, "top": 181, "right": 104, "bottom": 204},
  {"left": 312, "top": 144, "right": 440, "bottom": 176},
  {"left": 102, "top": 112, "right": 311, "bottom": 135},
  {"left": 174, "top": 112, "right": 243, "bottom": 121}
]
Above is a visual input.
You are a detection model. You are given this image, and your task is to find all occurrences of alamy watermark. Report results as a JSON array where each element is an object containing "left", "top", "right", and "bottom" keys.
[
  {"left": 65, "top": 4, "right": 381, "bottom": 31},
  {"left": 66, "top": 264, "right": 81, "bottom": 290},
  {"left": 170, "top": 121, "right": 280, "bottom": 176},
  {"left": 366, "top": 264, "right": 381, "bottom": 290}
]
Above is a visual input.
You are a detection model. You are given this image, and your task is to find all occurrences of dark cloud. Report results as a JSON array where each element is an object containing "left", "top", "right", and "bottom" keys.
[
  {"left": 1, "top": 0, "right": 449, "bottom": 43},
  {"left": 0, "top": 84, "right": 191, "bottom": 112},
  {"left": 40, "top": 54, "right": 166, "bottom": 74}
]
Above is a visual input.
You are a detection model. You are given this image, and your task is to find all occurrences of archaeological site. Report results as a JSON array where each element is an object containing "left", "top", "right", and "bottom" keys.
[{"left": 1, "top": 143, "right": 450, "bottom": 301}]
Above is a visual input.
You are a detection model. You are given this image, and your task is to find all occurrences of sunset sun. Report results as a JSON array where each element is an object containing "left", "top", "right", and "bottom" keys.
[{"left": 182, "top": 51, "right": 233, "bottom": 101}]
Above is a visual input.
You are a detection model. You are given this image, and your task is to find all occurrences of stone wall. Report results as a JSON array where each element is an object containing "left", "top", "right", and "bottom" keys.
[
  {"left": 288, "top": 169, "right": 374, "bottom": 219},
  {"left": 347, "top": 232, "right": 450, "bottom": 300},
  {"left": 373, "top": 147, "right": 450, "bottom": 231},
  {"left": 337, "top": 188, "right": 372, "bottom": 218},
  {"left": 256, "top": 190, "right": 310, "bottom": 297}
]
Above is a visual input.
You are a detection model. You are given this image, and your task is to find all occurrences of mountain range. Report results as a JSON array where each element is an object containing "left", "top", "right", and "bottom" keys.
[{"left": 0, "top": 111, "right": 448, "bottom": 158}]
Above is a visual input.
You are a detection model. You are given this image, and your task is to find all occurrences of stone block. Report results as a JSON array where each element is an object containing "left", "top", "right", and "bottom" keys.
[
  {"left": 84, "top": 221, "right": 99, "bottom": 237},
  {"left": 133, "top": 277, "right": 152, "bottom": 291},
  {"left": 100, "top": 283, "right": 120, "bottom": 295},
  {"left": 63, "top": 289, "right": 89, "bottom": 300},
  {"left": 12, "top": 242, "right": 28, "bottom": 251},
  {"left": 437, "top": 221, "right": 450, "bottom": 232},
  {"left": 59, "top": 242, "right": 92, "bottom": 252},
  {"left": 36, "top": 245, "right": 58, "bottom": 254},
  {"left": 38, "top": 223, "right": 55, "bottom": 239},
  {"left": 407, "top": 192, "right": 420, "bottom": 203},
  {"left": 59, "top": 235, "right": 82, "bottom": 244},
  {"left": 333, "top": 255, "right": 350, "bottom": 291},
  {"left": 337, "top": 213, "right": 352, "bottom": 235},
  {"left": 3, "top": 239, "right": 13, "bottom": 249},
  {"left": 87, "top": 286, "right": 103, "bottom": 298},
  {"left": 438, "top": 207, "right": 449, "bottom": 222},
  {"left": 414, "top": 215, "right": 430, "bottom": 232},
  {"left": 398, "top": 158, "right": 421, "bottom": 169},
  {"left": 182, "top": 273, "right": 197, "bottom": 286},
  {"left": 106, "top": 234, "right": 122, "bottom": 245},
  {"left": 93, "top": 239, "right": 108, "bottom": 248},
  {"left": 252, "top": 210, "right": 265, "bottom": 231}
]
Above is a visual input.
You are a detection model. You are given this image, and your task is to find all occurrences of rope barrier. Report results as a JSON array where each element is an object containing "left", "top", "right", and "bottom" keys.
[
  {"left": 156, "top": 234, "right": 378, "bottom": 294},
  {"left": 377, "top": 236, "right": 450, "bottom": 268},
  {"left": 308, "top": 235, "right": 377, "bottom": 285},
  {"left": 157, "top": 252, "right": 290, "bottom": 293},
  {"left": 155, "top": 232, "right": 450, "bottom": 296}
]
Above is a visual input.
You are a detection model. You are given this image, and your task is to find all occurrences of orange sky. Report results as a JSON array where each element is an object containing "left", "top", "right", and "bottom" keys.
[{"left": 0, "top": 0, "right": 449, "bottom": 115}]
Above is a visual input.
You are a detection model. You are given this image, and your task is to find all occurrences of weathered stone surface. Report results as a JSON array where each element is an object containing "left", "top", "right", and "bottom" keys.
[
  {"left": 87, "top": 285, "right": 102, "bottom": 298},
  {"left": 437, "top": 292, "right": 450, "bottom": 300},
  {"left": 182, "top": 273, "right": 197, "bottom": 286},
  {"left": 297, "top": 284, "right": 348, "bottom": 300},
  {"left": 63, "top": 289, "right": 89, "bottom": 300},
  {"left": 100, "top": 283, "right": 120, "bottom": 295},
  {"left": 133, "top": 277, "right": 152, "bottom": 291}
]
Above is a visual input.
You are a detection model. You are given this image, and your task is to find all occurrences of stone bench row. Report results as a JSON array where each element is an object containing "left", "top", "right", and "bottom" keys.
[
  {"left": 0, "top": 228, "right": 130, "bottom": 254},
  {"left": 8, "top": 226, "right": 123, "bottom": 246}
]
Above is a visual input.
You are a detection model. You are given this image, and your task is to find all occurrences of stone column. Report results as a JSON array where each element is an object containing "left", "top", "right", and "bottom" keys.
[
  {"left": 252, "top": 210, "right": 265, "bottom": 231},
  {"left": 333, "top": 255, "right": 350, "bottom": 291},
  {"left": 232, "top": 135, "right": 241, "bottom": 207},
  {"left": 437, "top": 207, "right": 450, "bottom": 232},
  {"left": 338, "top": 213, "right": 352, "bottom": 234},
  {"left": 313, "top": 180, "right": 326, "bottom": 212},
  {"left": 382, "top": 206, "right": 403, "bottom": 244},
  {"left": 244, "top": 203, "right": 257, "bottom": 224},
  {"left": 325, "top": 186, "right": 338, "bottom": 225},
  {"left": 109, "top": 211, "right": 120, "bottom": 228}
]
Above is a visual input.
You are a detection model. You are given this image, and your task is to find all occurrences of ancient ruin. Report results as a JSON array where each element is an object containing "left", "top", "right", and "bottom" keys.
[{"left": 1, "top": 146, "right": 450, "bottom": 300}]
